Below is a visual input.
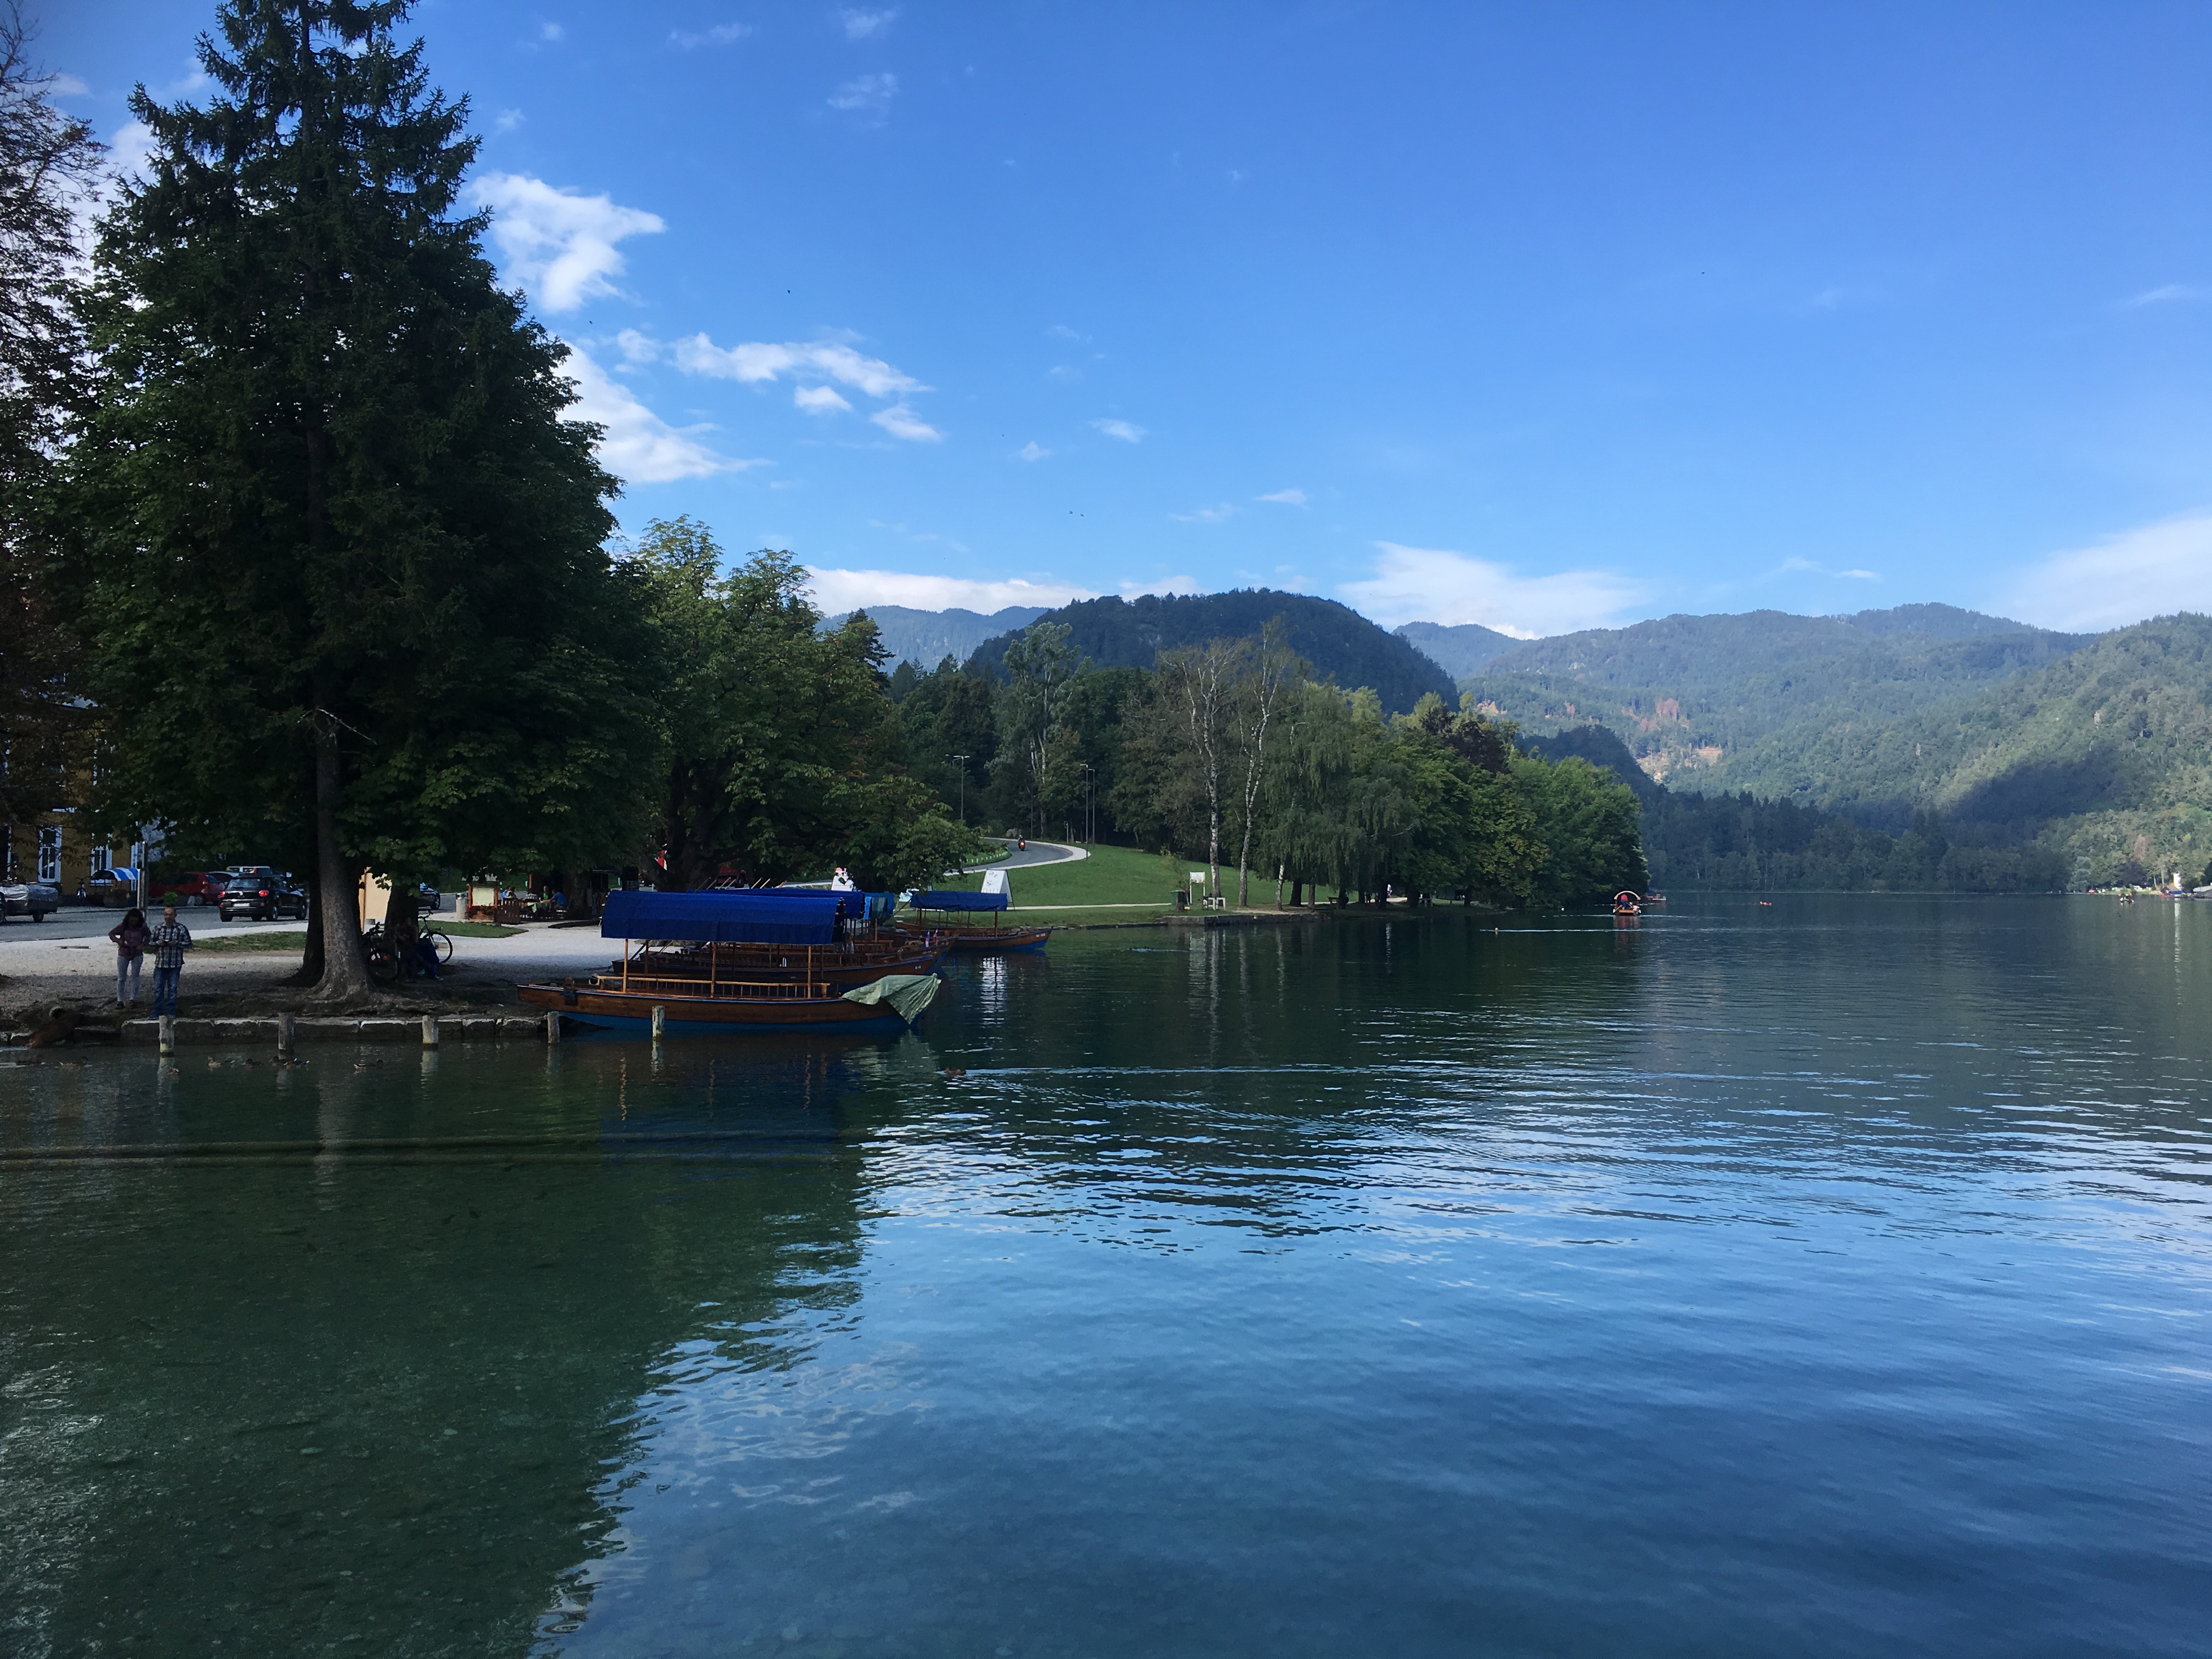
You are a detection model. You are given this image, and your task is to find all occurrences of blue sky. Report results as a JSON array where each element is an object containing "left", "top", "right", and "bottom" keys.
[{"left": 45, "top": 1, "right": 2212, "bottom": 636}]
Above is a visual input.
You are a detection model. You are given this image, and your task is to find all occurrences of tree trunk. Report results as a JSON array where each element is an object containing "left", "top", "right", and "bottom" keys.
[
  {"left": 310, "top": 714, "right": 372, "bottom": 999},
  {"left": 286, "top": 865, "right": 324, "bottom": 986},
  {"left": 383, "top": 888, "right": 420, "bottom": 981}
]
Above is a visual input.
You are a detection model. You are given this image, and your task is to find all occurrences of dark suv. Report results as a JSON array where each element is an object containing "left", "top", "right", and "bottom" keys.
[{"left": 218, "top": 874, "right": 306, "bottom": 922}]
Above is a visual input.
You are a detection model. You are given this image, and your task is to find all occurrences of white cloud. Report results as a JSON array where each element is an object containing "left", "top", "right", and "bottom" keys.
[
  {"left": 672, "top": 21, "right": 752, "bottom": 48},
  {"left": 561, "top": 344, "right": 759, "bottom": 482},
  {"left": 1091, "top": 417, "right": 1146, "bottom": 443},
  {"left": 1018, "top": 441, "right": 1049, "bottom": 462},
  {"left": 1995, "top": 511, "right": 2212, "bottom": 632},
  {"left": 1257, "top": 488, "right": 1306, "bottom": 505},
  {"left": 1119, "top": 574, "right": 1201, "bottom": 596},
  {"left": 469, "top": 173, "right": 664, "bottom": 312},
  {"left": 870, "top": 403, "right": 943, "bottom": 442},
  {"left": 48, "top": 72, "right": 90, "bottom": 96},
  {"left": 538, "top": 21, "right": 565, "bottom": 42},
  {"left": 829, "top": 72, "right": 897, "bottom": 114},
  {"left": 2123, "top": 284, "right": 2206, "bottom": 308},
  {"left": 839, "top": 7, "right": 898, "bottom": 40},
  {"left": 1776, "top": 556, "right": 1880, "bottom": 581},
  {"left": 1340, "top": 543, "right": 1655, "bottom": 636},
  {"left": 1171, "top": 503, "right": 1236, "bottom": 523},
  {"left": 493, "top": 108, "right": 525, "bottom": 133},
  {"left": 805, "top": 568, "right": 1097, "bottom": 614},
  {"left": 670, "top": 334, "right": 925, "bottom": 397},
  {"left": 1046, "top": 323, "right": 1090, "bottom": 342},
  {"left": 794, "top": 384, "right": 852, "bottom": 414}
]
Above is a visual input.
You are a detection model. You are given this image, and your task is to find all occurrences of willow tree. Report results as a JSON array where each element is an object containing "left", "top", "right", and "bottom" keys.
[{"left": 60, "top": 0, "right": 652, "bottom": 996}]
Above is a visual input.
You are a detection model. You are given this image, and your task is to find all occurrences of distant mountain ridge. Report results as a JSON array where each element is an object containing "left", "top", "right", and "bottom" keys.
[
  {"left": 966, "top": 590, "right": 1454, "bottom": 713},
  {"left": 1393, "top": 620, "right": 1525, "bottom": 678},
  {"left": 1459, "top": 603, "right": 2094, "bottom": 791},
  {"left": 838, "top": 603, "right": 1051, "bottom": 670}
]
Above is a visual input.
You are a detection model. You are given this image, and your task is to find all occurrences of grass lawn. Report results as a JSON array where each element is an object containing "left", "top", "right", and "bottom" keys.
[
  {"left": 435, "top": 920, "right": 524, "bottom": 938},
  {"left": 927, "top": 843, "right": 1279, "bottom": 913},
  {"left": 198, "top": 931, "right": 306, "bottom": 953}
]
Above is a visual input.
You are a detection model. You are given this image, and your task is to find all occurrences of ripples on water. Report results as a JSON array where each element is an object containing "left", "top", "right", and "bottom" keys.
[{"left": 3, "top": 896, "right": 2207, "bottom": 1657}]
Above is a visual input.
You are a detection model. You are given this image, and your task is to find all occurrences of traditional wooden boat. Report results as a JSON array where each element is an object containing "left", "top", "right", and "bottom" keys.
[
  {"left": 605, "top": 934, "right": 949, "bottom": 988},
  {"left": 521, "top": 888, "right": 943, "bottom": 1036},
  {"left": 1612, "top": 889, "right": 1643, "bottom": 916},
  {"left": 899, "top": 888, "right": 1051, "bottom": 953}
]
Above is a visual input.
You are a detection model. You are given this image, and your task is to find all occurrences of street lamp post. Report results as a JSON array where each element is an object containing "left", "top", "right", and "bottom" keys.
[{"left": 950, "top": 755, "right": 970, "bottom": 824}]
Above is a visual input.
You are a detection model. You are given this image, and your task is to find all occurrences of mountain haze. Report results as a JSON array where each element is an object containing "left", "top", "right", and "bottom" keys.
[
  {"left": 1394, "top": 620, "right": 1525, "bottom": 679},
  {"left": 844, "top": 604, "right": 1051, "bottom": 670}
]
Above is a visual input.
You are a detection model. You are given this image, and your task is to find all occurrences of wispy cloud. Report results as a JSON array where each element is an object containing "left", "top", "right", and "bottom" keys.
[
  {"left": 47, "top": 72, "right": 89, "bottom": 96},
  {"left": 671, "top": 21, "right": 752, "bottom": 48},
  {"left": 469, "top": 173, "right": 664, "bottom": 312},
  {"left": 838, "top": 7, "right": 898, "bottom": 40},
  {"left": 871, "top": 403, "right": 943, "bottom": 442},
  {"left": 1995, "top": 511, "right": 2212, "bottom": 631},
  {"left": 1776, "top": 556, "right": 1879, "bottom": 581},
  {"left": 1091, "top": 417, "right": 1146, "bottom": 443},
  {"left": 1046, "top": 323, "right": 1090, "bottom": 342},
  {"left": 493, "top": 108, "right": 525, "bottom": 133},
  {"left": 806, "top": 568, "right": 1097, "bottom": 614},
  {"left": 1017, "top": 441, "right": 1049, "bottom": 462},
  {"left": 561, "top": 344, "right": 759, "bottom": 482},
  {"left": 537, "top": 20, "right": 565, "bottom": 43},
  {"left": 1171, "top": 503, "right": 1236, "bottom": 523},
  {"left": 2123, "top": 283, "right": 2207, "bottom": 308},
  {"left": 1340, "top": 543, "right": 1654, "bottom": 636},
  {"left": 828, "top": 72, "right": 898, "bottom": 117},
  {"left": 794, "top": 385, "right": 851, "bottom": 414},
  {"left": 1119, "top": 574, "right": 1201, "bottom": 597},
  {"left": 658, "top": 334, "right": 926, "bottom": 397},
  {"left": 1257, "top": 488, "right": 1306, "bottom": 506}
]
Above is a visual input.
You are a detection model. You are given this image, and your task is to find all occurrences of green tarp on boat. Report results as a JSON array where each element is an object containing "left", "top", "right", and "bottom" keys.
[{"left": 840, "top": 974, "right": 942, "bottom": 1023}]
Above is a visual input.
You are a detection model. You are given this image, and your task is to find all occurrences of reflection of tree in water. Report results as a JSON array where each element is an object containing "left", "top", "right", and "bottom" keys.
[{"left": 0, "top": 1042, "right": 902, "bottom": 1655}]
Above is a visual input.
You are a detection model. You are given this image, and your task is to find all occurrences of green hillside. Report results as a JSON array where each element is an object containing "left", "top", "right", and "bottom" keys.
[
  {"left": 1460, "top": 603, "right": 2089, "bottom": 789},
  {"left": 839, "top": 603, "right": 1049, "bottom": 670},
  {"left": 967, "top": 590, "right": 1454, "bottom": 714},
  {"left": 1395, "top": 620, "right": 1525, "bottom": 678},
  {"left": 1726, "top": 613, "right": 2212, "bottom": 883}
]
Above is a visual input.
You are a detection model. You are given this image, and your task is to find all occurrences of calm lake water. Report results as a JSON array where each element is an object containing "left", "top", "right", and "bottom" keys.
[{"left": 4, "top": 896, "right": 2208, "bottom": 1657}]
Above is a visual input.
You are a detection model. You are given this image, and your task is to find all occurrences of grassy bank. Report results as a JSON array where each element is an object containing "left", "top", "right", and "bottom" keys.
[{"left": 930, "top": 843, "right": 1308, "bottom": 919}]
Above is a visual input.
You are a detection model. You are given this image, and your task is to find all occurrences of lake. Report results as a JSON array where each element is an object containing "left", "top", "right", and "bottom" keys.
[{"left": 3, "top": 895, "right": 2207, "bottom": 1657}]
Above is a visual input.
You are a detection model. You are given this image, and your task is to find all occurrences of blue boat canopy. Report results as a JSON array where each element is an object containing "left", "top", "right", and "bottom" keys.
[
  {"left": 602, "top": 888, "right": 854, "bottom": 945},
  {"left": 909, "top": 889, "right": 1009, "bottom": 913}
]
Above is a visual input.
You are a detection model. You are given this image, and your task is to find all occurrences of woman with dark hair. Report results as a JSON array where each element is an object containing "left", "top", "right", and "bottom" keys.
[{"left": 109, "top": 907, "right": 151, "bottom": 1007}]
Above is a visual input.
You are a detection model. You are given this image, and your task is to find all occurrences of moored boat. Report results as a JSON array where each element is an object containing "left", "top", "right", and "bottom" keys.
[
  {"left": 899, "top": 888, "right": 1051, "bottom": 952},
  {"left": 521, "top": 888, "right": 944, "bottom": 1036}
]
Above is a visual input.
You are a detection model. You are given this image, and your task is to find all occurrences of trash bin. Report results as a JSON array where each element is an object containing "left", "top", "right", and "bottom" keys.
[{"left": 1174, "top": 889, "right": 1189, "bottom": 911}]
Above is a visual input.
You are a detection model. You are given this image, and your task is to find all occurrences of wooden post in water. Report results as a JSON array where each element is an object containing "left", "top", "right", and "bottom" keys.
[
  {"left": 421, "top": 1013, "right": 439, "bottom": 1048},
  {"left": 157, "top": 1014, "right": 174, "bottom": 1056},
  {"left": 651, "top": 1004, "right": 666, "bottom": 1041},
  {"left": 277, "top": 1012, "right": 295, "bottom": 1058},
  {"left": 544, "top": 1009, "right": 562, "bottom": 1045}
]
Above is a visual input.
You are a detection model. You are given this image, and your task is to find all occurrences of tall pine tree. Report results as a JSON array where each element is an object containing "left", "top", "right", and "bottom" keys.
[{"left": 61, "top": 0, "right": 654, "bottom": 996}]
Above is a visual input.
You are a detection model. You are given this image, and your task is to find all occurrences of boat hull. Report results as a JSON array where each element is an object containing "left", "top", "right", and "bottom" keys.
[
  {"left": 896, "top": 923, "right": 1051, "bottom": 953},
  {"left": 610, "top": 940, "right": 949, "bottom": 988},
  {"left": 520, "top": 981, "right": 914, "bottom": 1036}
]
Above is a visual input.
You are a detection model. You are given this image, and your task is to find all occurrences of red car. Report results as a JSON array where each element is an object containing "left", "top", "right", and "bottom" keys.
[{"left": 148, "top": 871, "right": 231, "bottom": 905}]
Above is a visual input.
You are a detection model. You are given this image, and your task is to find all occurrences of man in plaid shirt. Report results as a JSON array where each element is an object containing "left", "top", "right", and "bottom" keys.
[{"left": 148, "top": 904, "right": 194, "bottom": 1017}]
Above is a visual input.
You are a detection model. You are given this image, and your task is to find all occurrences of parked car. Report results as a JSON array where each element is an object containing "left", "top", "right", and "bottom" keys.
[
  {"left": 146, "top": 870, "right": 230, "bottom": 906},
  {"left": 1, "top": 881, "right": 60, "bottom": 921},
  {"left": 218, "top": 874, "right": 308, "bottom": 922}
]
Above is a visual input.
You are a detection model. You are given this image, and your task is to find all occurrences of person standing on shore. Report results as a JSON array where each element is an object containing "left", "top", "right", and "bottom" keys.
[
  {"left": 147, "top": 904, "right": 194, "bottom": 1017},
  {"left": 108, "top": 907, "right": 151, "bottom": 1007}
]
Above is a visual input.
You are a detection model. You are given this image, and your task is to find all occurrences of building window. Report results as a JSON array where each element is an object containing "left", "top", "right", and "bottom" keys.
[{"left": 38, "top": 825, "right": 63, "bottom": 884}]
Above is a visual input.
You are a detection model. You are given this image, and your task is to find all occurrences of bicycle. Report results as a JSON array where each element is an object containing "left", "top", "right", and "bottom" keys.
[{"left": 361, "top": 919, "right": 452, "bottom": 985}]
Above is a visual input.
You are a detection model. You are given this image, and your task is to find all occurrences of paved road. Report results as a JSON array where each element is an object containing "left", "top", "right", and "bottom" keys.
[
  {"left": 0, "top": 906, "right": 309, "bottom": 943},
  {"left": 968, "top": 839, "right": 1087, "bottom": 871}
]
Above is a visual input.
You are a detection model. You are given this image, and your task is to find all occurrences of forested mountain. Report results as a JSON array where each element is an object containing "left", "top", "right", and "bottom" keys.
[
  {"left": 844, "top": 603, "right": 1049, "bottom": 670},
  {"left": 1459, "top": 603, "right": 2091, "bottom": 789},
  {"left": 967, "top": 590, "right": 1454, "bottom": 713},
  {"left": 1718, "top": 613, "right": 2212, "bottom": 883},
  {"left": 1523, "top": 725, "right": 2069, "bottom": 892},
  {"left": 1395, "top": 620, "right": 1525, "bottom": 678}
]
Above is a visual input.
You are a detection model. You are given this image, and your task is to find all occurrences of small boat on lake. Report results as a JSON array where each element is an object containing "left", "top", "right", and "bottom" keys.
[
  {"left": 1612, "top": 890, "right": 1643, "bottom": 916},
  {"left": 897, "top": 888, "right": 1052, "bottom": 953},
  {"left": 520, "top": 889, "right": 943, "bottom": 1036}
]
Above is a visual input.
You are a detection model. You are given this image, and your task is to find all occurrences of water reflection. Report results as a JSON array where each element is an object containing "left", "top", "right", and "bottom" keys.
[{"left": 4, "top": 900, "right": 2209, "bottom": 1657}]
